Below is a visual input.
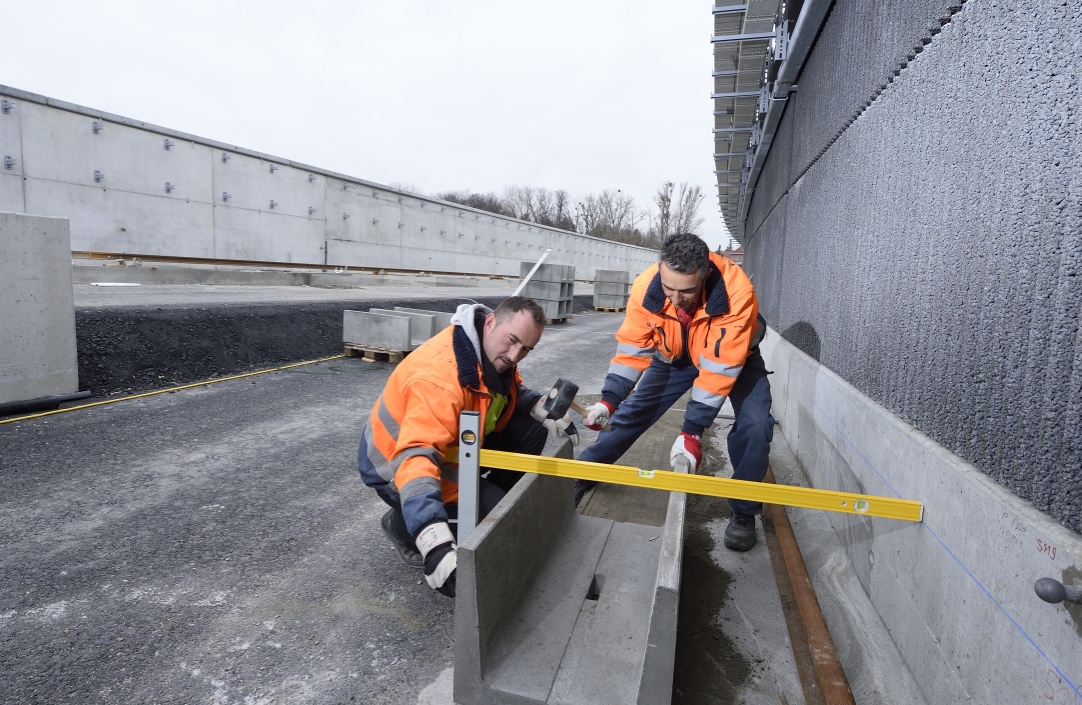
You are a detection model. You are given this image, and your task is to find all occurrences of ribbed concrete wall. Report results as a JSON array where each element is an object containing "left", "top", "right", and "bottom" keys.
[
  {"left": 0, "top": 85, "right": 656, "bottom": 279},
  {"left": 744, "top": 0, "right": 1082, "bottom": 529}
]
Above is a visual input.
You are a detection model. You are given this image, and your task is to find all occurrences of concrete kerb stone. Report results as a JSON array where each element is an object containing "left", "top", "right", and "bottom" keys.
[
  {"left": 454, "top": 440, "right": 685, "bottom": 704},
  {"left": 394, "top": 307, "right": 453, "bottom": 333},
  {"left": 342, "top": 310, "right": 412, "bottom": 352},
  {"left": 369, "top": 308, "right": 436, "bottom": 346}
]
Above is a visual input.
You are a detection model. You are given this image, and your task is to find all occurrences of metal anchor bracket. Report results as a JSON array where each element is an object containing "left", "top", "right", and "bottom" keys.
[{"left": 1035, "top": 578, "right": 1082, "bottom": 605}]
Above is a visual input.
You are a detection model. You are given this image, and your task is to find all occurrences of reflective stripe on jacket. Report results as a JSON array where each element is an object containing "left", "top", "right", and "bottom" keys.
[
  {"left": 358, "top": 304, "right": 521, "bottom": 536},
  {"left": 601, "top": 253, "right": 762, "bottom": 434}
]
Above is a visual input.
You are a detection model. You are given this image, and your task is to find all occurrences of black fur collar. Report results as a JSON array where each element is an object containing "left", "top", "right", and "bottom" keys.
[
  {"left": 642, "top": 261, "right": 729, "bottom": 316},
  {"left": 452, "top": 325, "right": 481, "bottom": 389}
]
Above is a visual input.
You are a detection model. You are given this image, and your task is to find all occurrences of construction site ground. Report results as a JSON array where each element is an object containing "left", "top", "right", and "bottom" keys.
[{"left": 2, "top": 289, "right": 921, "bottom": 704}]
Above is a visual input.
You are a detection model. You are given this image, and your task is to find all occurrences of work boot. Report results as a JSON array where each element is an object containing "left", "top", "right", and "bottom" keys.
[
  {"left": 574, "top": 479, "right": 597, "bottom": 507},
  {"left": 724, "top": 512, "right": 757, "bottom": 551},
  {"left": 381, "top": 509, "right": 424, "bottom": 569}
]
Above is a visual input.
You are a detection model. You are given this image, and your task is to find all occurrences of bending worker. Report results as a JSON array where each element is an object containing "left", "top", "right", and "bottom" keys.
[
  {"left": 577, "top": 233, "right": 773, "bottom": 551},
  {"left": 358, "top": 297, "right": 576, "bottom": 597}
]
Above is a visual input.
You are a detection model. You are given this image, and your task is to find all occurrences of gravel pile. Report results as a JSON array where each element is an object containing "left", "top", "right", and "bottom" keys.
[{"left": 75, "top": 295, "right": 596, "bottom": 398}]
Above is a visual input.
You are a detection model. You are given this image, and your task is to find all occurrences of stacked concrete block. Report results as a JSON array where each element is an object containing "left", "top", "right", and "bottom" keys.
[
  {"left": 343, "top": 311, "right": 413, "bottom": 355},
  {"left": 593, "top": 269, "right": 631, "bottom": 310},
  {"left": 518, "top": 261, "right": 575, "bottom": 321},
  {"left": 342, "top": 306, "right": 452, "bottom": 361},
  {"left": 393, "top": 307, "right": 453, "bottom": 333}
]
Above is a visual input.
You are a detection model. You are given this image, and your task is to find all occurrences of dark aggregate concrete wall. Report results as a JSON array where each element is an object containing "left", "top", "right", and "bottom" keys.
[
  {"left": 749, "top": 0, "right": 966, "bottom": 234},
  {"left": 745, "top": 0, "right": 1082, "bottom": 529}
]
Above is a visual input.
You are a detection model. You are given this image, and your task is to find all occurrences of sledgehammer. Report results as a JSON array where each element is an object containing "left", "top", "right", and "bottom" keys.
[{"left": 543, "top": 378, "right": 611, "bottom": 431}]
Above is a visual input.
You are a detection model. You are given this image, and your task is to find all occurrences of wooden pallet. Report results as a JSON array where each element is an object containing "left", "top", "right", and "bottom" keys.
[
  {"left": 594, "top": 306, "right": 626, "bottom": 313},
  {"left": 344, "top": 344, "right": 408, "bottom": 364}
]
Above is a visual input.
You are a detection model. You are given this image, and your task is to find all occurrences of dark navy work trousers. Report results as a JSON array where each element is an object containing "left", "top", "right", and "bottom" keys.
[{"left": 578, "top": 350, "right": 774, "bottom": 516}]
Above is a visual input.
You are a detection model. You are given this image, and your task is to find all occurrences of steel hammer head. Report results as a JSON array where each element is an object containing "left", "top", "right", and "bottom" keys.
[{"left": 542, "top": 378, "right": 579, "bottom": 419}]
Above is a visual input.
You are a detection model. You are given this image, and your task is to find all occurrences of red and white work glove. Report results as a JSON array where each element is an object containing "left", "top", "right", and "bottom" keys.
[
  {"left": 583, "top": 400, "right": 615, "bottom": 431},
  {"left": 416, "top": 521, "right": 457, "bottom": 598},
  {"left": 669, "top": 432, "right": 702, "bottom": 473},
  {"left": 530, "top": 399, "right": 580, "bottom": 446}
]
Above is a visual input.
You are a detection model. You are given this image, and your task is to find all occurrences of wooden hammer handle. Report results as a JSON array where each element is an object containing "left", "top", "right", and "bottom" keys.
[{"left": 570, "top": 401, "right": 611, "bottom": 431}]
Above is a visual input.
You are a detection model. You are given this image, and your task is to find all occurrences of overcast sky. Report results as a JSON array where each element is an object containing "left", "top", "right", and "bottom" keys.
[{"left": 1, "top": 1, "right": 733, "bottom": 249}]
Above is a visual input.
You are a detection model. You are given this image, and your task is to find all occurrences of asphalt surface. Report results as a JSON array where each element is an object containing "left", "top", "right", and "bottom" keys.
[
  {"left": 0, "top": 312, "right": 639, "bottom": 704},
  {"left": 2, "top": 309, "right": 882, "bottom": 705}
]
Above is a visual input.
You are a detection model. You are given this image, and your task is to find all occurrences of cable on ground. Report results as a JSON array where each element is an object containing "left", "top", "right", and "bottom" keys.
[{"left": 0, "top": 354, "right": 347, "bottom": 426}]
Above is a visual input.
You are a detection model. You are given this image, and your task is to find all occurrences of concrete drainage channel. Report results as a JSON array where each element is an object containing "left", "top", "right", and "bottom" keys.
[{"left": 455, "top": 439, "right": 685, "bottom": 704}]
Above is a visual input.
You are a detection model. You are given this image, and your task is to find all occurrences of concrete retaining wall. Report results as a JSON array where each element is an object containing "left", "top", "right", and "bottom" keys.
[
  {"left": 743, "top": 0, "right": 1082, "bottom": 530},
  {"left": 0, "top": 84, "right": 657, "bottom": 279},
  {"left": 763, "top": 330, "right": 1082, "bottom": 704},
  {"left": 0, "top": 212, "right": 78, "bottom": 404}
]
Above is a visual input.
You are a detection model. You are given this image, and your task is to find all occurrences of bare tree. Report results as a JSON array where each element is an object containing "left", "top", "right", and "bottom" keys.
[
  {"left": 389, "top": 182, "right": 424, "bottom": 195},
  {"left": 432, "top": 181, "right": 702, "bottom": 251},
  {"left": 434, "top": 190, "right": 511, "bottom": 216},
  {"left": 671, "top": 183, "right": 705, "bottom": 235},
  {"left": 648, "top": 182, "right": 674, "bottom": 241},
  {"left": 503, "top": 186, "right": 575, "bottom": 230},
  {"left": 648, "top": 181, "right": 704, "bottom": 240},
  {"left": 575, "top": 190, "right": 657, "bottom": 248}
]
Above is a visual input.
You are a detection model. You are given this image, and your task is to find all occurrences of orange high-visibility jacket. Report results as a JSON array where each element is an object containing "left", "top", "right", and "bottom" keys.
[
  {"left": 601, "top": 253, "right": 762, "bottom": 433},
  {"left": 359, "top": 304, "right": 524, "bottom": 535}
]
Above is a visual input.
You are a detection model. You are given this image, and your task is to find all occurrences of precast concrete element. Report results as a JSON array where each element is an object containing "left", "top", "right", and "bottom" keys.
[
  {"left": 0, "top": 84, "right": 656, "bottom": 280},
  {"left": 762, "top": 330, "right": 1082, "bottom": 705},
  {"left": 742, "top": 0, "right": 1082, "bottom": 531},
  {"left": 592, "top": 270, "right": 631, "bottom": 309},
  {"left": 394, "top": 307, "right": 453, "bottom": 333},
  {"left": 518, "top": 262, "right": 575, "bottom": 320},
  {"left": 343, "top": 310, "right": 412, "bottom": 352},
  {"left": 592, "top": 282, "right": 628, "bottom": 296},
  {"left": 368, "top": 308, "right": 436, "bottom": 346},
  {"left": 518, "top": 280, "right": 566, "bottom": 301},
  {"left": 454, "top": 439, "right": 685, "bottom": 704},
  {"left": 0, "top": 212, "right": 78, "bottom": 405}
]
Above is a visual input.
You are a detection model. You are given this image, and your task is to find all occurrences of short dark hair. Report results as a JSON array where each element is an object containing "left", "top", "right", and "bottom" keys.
[
  {"left": 494, "top": 296, "right": 546, "bottom": 327},
  {"left": 659, "top": 233, "right": 710, "bottom": 275}
]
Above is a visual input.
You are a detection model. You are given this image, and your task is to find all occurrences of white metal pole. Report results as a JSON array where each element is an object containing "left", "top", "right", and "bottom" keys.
[{"left": 512, "top": 248, "right": 552, "bottom": 297}]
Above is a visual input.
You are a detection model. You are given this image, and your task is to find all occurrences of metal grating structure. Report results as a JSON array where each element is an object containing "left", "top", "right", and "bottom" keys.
[
  {"left": 712, "top": 1, "right": 787, "bottom": 235},
  {"left": 712, "top": 0, "right": 832, "bottom": 242}
]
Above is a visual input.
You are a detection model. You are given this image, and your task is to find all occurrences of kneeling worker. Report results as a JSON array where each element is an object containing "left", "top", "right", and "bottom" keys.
[
  {"left": 358, "top": 297, "right": 577, "bottom": 597},
  {"left": 577, "top": 233, "right": 773, "bottom": 551}
]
